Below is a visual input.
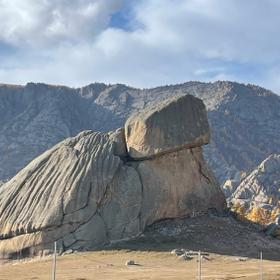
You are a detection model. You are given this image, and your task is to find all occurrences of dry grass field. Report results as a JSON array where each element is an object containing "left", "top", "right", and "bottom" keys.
[
  {"left": 1, "top": 250, "right": 280, "bottom": 280},
  {"left": 1, "top": 216, "right": 280, "bottom": 280}
]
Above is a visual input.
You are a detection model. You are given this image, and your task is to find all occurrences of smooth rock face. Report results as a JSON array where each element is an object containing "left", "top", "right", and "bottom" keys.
[
  {"left": 0, "top": 95, "right": 226, "bottom": 259},
  {"left": 230, "top": 154, "right": 280, "bottom": 225},
  {"left": 99, "top": 165, "right": 142, "bottom": 241},
  {"left": 125, "top": 95, "right": 210, "bottom": 159},
  {"left": 137, "top": 147, "right": 225, "bottom": 226}
]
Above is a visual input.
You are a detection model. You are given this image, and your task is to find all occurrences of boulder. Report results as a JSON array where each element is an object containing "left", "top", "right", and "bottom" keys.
[
  {"left": 0, "top": 94, "right": 226, "bottom": 259},
  {"left": 178, "top": 254, "right": 193, "bottom": 261},
  {"left": 171, "top": 248, "right": 185, "bottom": 256},
  {"left": 125, "top": 260, "right": 135, "bottom": 266},
  {"left": 125, "top": 94, "right": 210, "bottom": 159}
]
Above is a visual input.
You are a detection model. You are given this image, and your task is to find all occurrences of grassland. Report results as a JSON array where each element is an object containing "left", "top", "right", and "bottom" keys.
[{"left": 1, "top": 250, "right": 280, "bottom": 280}]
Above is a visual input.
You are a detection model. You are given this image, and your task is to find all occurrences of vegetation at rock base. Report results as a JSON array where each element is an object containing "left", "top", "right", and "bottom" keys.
[{"left": 231, "top": 203, "right": 280, "bottom": 225}]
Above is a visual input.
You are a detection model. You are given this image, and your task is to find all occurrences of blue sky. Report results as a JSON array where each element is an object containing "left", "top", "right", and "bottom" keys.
[{"left": 0, "top": 0, "right": 280, "bottom": 93}]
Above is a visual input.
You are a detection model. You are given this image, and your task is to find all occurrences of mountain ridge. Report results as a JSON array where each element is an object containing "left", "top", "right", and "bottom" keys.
[{"left": 0, "top": 80, "right": 279, "bottom": 183}]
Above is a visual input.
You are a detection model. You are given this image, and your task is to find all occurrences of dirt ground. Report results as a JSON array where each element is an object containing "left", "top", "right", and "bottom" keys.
[
  {"left": 1, "top": 250, "right": 280, "bottom": 280},
  {"left": 1, "top": 215, "right": 280, "bottom": 280}
]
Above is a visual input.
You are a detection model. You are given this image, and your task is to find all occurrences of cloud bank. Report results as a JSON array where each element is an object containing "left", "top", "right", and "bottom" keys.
[{"left": 0, "top": 0, "right": 280, "bottom": 92}]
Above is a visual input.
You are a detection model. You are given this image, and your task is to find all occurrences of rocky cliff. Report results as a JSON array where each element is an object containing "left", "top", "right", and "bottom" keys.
[
  {"left": 0, "top": 81, "right": 279, "bottom": 184},
  {"left": 230, "top": 154, "right": 280, "bottom": 225},
  {"left": 0, "top": 94, "right": 226, "bottom": 259}
]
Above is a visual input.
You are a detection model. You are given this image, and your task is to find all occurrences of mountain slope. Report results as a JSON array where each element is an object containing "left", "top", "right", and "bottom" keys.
[{"left": 0, "top": 81, "right": 280, "bottom": 183}]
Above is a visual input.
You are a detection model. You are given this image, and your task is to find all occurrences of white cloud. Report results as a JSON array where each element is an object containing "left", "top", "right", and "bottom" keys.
[
  {"left": 0, "top": 0, "right": 280, "bottom": 92},
  {"left": 133, "top": 0, "right": 280, "bottom": 63},
  {"left": 0, "top": 0, "right": 123, "bottom": 46}
]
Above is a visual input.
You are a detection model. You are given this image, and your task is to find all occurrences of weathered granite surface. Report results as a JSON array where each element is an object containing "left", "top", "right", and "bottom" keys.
[
  {"left": 137, "top": 147, "right": 224, "bottom": 226},
  {"left": 125, "top": 94, "right": 209, "bottom": 159},
  {"left": 0, "top": 94, "right": 225, "bottom": 259},
  {"left": 230, "top": 154, "right": 280, "bottom": 225}
]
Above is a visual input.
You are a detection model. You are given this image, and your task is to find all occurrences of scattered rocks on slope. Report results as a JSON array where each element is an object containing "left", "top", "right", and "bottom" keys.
[
  {"left": 0, "top": 94, "right": 226, "bottom": 260},
  {"left": 171, "top": 248, "right": 185, "bottom": 256},
  {"left": 135, "top": 215, "right": 280, "bottom": 259},
  {"left": 178, "top": 254, "right": 193, "bottom": 261},
  {"left": 171, "top": 249, "right": 208, "bottom": 259}
]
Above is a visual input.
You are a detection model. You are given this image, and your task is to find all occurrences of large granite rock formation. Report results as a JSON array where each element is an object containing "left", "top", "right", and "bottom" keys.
[
  {"left": 230, "top": 154, "right": 280, "bottom": 225},
  {"left": 1, "top": 81, "right": 280, "bottom": 185},
  {"left": 0, "top": 95, "right": 226, "bottom": 259}
]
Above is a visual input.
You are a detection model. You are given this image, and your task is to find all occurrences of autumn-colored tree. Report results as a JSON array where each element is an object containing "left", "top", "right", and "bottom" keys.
[
  {"left": 246, "top": 207, "right": 271, "bottom": 225},
  {"left": 246, "top": 207, "right": 260, "bottom": 223}
]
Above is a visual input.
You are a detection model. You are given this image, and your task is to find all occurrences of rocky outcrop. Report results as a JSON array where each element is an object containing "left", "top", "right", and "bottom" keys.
[
  {"left": 230, "top": 154, "right": 280, "bottom": 225},
  {"left": 1, "top": 81, "right": 280, "bottom": 185},
  {"left": 0, "top": 94, "right": 226, "bottom": 259},
  {"left": 222, "top": 171, "right": 247, "bottom": 198}
]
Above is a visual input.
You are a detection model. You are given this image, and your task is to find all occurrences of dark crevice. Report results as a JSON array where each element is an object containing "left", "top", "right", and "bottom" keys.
[
  {"left": 63, "top": 181, "right": 93, "bottom": 218},
  {"left": 190, "top": 148, "right": 212, "bottom": 184},
  {"left": 134, "top": 165, "right": 144, "bottom": 231},
  {"left": 125, "top": 140, "right": 207, "bottom": 163}
]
